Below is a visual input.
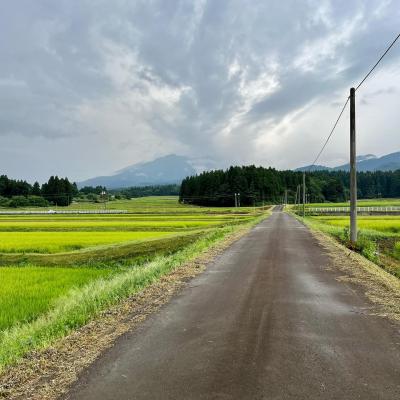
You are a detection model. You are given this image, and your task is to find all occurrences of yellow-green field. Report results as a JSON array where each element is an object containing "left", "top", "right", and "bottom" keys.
[
  {"left": 0, "top": 197, "right": 267, "bottom": 347},
  {"left": 0, "top": 231, "right": 180, "bottom": 253},
  {"left": 311, "top": 216, "right": 400, "bottom": 234}
]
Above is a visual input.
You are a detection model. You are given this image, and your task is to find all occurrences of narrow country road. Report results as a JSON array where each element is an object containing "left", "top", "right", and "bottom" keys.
[{"left": 65, "top": 210, "right": 400, "bottom": 400}]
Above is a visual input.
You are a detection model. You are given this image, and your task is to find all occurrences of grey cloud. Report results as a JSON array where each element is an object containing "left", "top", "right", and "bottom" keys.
[{"left": 0, "top": 0, "right": 399, "bottom": 181}]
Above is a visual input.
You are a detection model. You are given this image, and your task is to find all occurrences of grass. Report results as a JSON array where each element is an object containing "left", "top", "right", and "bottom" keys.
[{"left": 0, "top": 214, "right": 267, "bottom": 371}]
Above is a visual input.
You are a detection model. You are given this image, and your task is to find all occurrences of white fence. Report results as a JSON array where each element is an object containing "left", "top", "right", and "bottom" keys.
[{"left": 306, "top": 206, "right": 400, "bottom": 214}]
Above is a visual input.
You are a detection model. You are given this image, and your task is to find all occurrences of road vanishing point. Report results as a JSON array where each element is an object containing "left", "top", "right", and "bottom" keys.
[{"left": 65, "top": 208, "right": 400, "bottom": 399}]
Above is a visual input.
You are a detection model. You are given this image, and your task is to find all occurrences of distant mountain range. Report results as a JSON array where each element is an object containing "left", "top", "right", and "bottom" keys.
[
  {"left": 296, "top": 151, "right": 400, "bottom": 172},
  {"left": 78, "top": 155, "right": 196, "bottom": 189},
  {"left": 79, "top": 151, "right": 400, "bottom": 189}
]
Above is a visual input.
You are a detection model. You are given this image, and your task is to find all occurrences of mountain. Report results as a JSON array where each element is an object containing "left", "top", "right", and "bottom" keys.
[
  {"left": 296, "top": 164, "right": 332, "bottom": 172},
  {"left": 78, "top": 155, "right": 197, "bottom": 189},
  {"left": 296, "top": 151, "right": 400, "bottom": 172},
  {"left": 333, "top": 152, "right": 400, "bottom": 172}
]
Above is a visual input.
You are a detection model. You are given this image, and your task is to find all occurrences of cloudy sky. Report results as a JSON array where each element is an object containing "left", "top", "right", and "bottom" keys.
[{"left": 1, "top": 0, "right": 399, "bottom": 182}]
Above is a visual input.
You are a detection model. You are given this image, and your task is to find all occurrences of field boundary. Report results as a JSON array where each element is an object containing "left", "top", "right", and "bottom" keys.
[{"left": 0, "top": 232, "right": 203, "bottom": 266}]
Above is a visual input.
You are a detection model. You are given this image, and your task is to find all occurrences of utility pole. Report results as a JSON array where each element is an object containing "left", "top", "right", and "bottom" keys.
[
  {"left": 235, "top": 193, "right": 241, "bottom": 208},
  {"left": 101, "top": 191, "right": 107, "bottom": 210},
  {"left": 302, "top": 172, "right": 306, "bottom": 217},
  {"left": 350, "top": 87, "right": 357, "bottom": 244},
  {"left": 284, "top": 189, "right": 288, "bottom": 205}
]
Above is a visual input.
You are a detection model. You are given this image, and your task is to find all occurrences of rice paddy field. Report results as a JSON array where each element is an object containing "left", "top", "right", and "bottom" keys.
[
  {"left": 0, "top": 196, "right": 260, "bottom": 213},
  {"left": 0, "top": 197, "right": 267, "bottom": 358}
]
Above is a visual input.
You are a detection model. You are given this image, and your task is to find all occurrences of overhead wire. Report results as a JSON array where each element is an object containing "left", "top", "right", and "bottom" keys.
[{"left": 306, "top": 31, "right": 400, "bottom": 171}]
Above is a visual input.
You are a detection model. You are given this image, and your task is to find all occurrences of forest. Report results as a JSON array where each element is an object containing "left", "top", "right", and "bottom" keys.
[
  {"left": 179, "top": 166, "right": 400, "bottom": 206},
  {"left": 0, "top": 175, "right": 78, "bottom": 207}
]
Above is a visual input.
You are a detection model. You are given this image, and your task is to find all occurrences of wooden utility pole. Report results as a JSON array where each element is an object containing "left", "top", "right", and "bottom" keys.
[
  {"left": 302, "top": 172, "right": 306, "bottom": 217},
  {"left": 297, "top": 184, "right": 300, "bottom": 210},
  {"left": 350, "top": 88, "right": 357, "bottom": 244}
]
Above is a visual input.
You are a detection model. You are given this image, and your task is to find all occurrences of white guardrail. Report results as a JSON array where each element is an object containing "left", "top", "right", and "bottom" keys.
[
  {"left": 0, "top": 210, "right": 129, "bottom": 215},
  {"left": 306, "top": 206, "right": 400, "bottom": 214}
]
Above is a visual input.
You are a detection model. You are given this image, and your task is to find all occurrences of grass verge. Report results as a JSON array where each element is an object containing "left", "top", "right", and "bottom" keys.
[
  {"left": 304, "top": 223, "right": 400, "bottom": 322},
  {"left": 0, "top": 213, "right": 267, "bottom": 373}
]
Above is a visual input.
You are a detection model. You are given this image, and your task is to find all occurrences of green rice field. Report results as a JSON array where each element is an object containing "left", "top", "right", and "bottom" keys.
[
  {"left": 311, "top": 216, "right": 400, "bottom": 235},
  {"left": 0, "top": 231, "right": 178, "bottom": 253},
  {"left": 0, "top": 267, "right": 113, "bottom": 331},
  {"left": 0, "top": 196, "right": 267, "bottom": 351}
]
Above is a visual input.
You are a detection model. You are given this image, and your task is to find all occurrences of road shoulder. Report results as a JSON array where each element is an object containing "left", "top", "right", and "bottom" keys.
[{"left": 308, "top": 222, "right": 400, "bottom": 322}]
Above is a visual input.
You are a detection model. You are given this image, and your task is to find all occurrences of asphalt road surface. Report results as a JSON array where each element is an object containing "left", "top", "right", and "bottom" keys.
[{"left": 65, "top": 210, "right": 400, "bottom": 400}]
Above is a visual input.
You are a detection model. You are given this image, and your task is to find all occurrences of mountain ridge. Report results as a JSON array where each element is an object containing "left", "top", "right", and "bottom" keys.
[
  {"left": 296, "top": 151, "right": 400, "bottom": 172},
  {"left": 78, "top": 154, "right": 196, "bottom": 189}
]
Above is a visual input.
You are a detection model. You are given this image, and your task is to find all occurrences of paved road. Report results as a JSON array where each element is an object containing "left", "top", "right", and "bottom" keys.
[{"left": 65, "top": 210, "right": 400, "bottom": 399}]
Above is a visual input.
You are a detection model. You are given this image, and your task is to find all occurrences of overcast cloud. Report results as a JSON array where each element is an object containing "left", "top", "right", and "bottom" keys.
[{"left": 0, "top": 0, "right": 399, "bottom": 182}]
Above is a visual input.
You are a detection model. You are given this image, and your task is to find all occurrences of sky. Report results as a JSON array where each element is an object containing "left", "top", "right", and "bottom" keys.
[{"left": 0, "top": 0, "right": 399, "bottom": 183}]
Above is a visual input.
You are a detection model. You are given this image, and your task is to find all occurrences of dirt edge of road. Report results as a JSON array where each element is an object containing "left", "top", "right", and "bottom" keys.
[
  {"left": 309, "top": 224, "right": 400, "bottom": 322},
  {"left": 0, "top": 226, "right": 254, "bottom": 400}
]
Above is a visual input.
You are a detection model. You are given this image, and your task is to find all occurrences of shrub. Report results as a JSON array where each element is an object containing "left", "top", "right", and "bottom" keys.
[
  {"left": 355, "top": 234, "right": 378, "bottom": 262},
  {"left": 8, "top": 196, "right": 29, "bottom": 208}
]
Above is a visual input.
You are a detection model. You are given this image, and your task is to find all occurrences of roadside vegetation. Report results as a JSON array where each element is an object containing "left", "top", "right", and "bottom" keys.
[
  {"left": 292, "top": 201, "right": 400, "bottom": 278},
  {"left": 0, "top": 196, "right": 268, "bottom": 372}
]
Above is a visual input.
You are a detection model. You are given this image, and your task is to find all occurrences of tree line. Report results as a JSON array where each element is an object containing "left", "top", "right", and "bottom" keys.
[
  {"left": 78, "top": 184, "right": 179, "bottom": 200},
  {"left": 0, "top": 174, "right": 180, "bottom": 208},
  {"left": 179, "top": 166, "right": 400, "bottom": 206},
  {"left": 0, "top": 175, "right": 78, "bottom": 207}
]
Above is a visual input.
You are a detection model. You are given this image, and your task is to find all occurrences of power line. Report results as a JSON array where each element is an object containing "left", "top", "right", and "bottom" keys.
[
  {"left": 308, "top": 31, "right": 400, "bottom": 171},
  {"left": 308, "top": 97, "right": 349, "bottom": 170},
  {"left": 355, "top": 32, "right": 400, "bottom": 91}
]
